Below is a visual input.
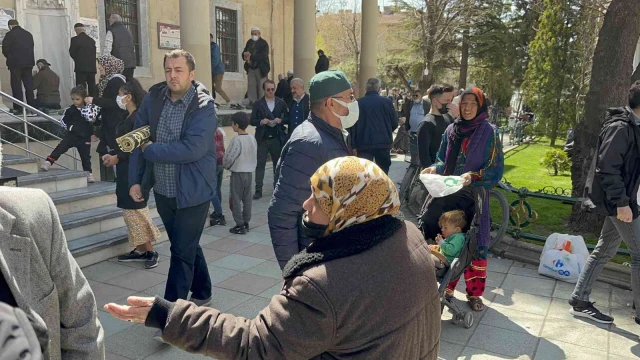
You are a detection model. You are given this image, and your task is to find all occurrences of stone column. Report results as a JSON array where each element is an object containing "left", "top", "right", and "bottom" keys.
[
  {"left": 358, "top": 0, "right": 378, "bottom": 97},
  {"left": 180, "top": 0, "right": 212, "bottom": 91},
  {"left": 294, "top": 0, "right": 316, "bottom": 86}
]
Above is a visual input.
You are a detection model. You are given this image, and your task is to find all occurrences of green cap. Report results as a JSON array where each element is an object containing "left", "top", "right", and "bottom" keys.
[{"left": 309, "top": 70, "right": 352, "bottom": 101}]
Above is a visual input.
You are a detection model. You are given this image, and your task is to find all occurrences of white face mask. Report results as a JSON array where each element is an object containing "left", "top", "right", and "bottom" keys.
[
  {"left": 116, "top": 95, "right": 128, "bottom": 110},
  {"left": 331, "top": 98, "right": 359, "bottom": 129},
  {"left": 251, "top": 35, "right": 259, "bottom": 41}
]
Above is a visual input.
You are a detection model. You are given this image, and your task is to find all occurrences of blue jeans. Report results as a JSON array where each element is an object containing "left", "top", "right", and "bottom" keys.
[
  {"left": 155, "top": 192, "right": 212, "bottom": 302},
  {"left": 210, "top": 166, "right": 224, "bottom": 214}
]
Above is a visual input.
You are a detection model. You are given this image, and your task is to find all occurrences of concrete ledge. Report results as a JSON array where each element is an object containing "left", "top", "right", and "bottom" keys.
[{"left": 491, "top": 236, "right": 632, "bottom": 290}]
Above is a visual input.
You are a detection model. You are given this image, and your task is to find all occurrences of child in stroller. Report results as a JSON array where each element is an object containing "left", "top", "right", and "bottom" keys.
[{"left": 429, "top": 210, "right": 467, "bottom": 269}]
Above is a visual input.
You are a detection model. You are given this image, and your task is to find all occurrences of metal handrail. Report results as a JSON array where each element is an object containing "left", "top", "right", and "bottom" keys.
[{"left": 0, "top": 91, "right": 80, "bottom": 170}]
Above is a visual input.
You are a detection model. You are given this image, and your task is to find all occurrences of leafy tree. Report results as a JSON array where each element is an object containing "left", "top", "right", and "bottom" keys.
[{"left": 541, "top": 149, "right": 571, "bottom": 175}]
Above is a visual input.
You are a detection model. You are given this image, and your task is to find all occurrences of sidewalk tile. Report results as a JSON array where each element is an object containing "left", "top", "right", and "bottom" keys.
[
  {"left": 83, "top": 261, "right": 136, "bottom": 282},
  {"left": 105, "top": 270, "right": 167, "bottom": 291},
  {"left": 257, "top": 283, "right": 284, "bottom": 299},
  {"left": 501, "top": 274, "right": 556, "bottom": 297},
  {"left": 508, "top": 264, "right": 549, "bottom": 280},
  {"left": 251, "top": 224, "right": 271, "bottom": 234},
  {"left": 228, "top": 296, "right": 272, "bottom": 319},
  {"left": 467, "top": 324, "right": 538, "bottom": 358},
  {"left": 486, "top": 271, "right": 507, "bottom": 289},
  {"left": 141, "top": 282, "right": 167, "bottom": 297},
  {"left": 208, "top": 265, "right": 240, "bottom": 284},
  {"left": 459, "top": 346, "right": 533, "bottom": 359},
  {"left": 143, "top": 346, "right": 209, "bottom": 359},
  {"left": 216, "top": 272, "right": 281, "bottom": 295},
  {"left": 552, "top": 280, "right": 611, "bottom": 306},
  {"left": 204, "top": 226, "right": 235, "bottom": 237},
  {"left": 210, "top": 287, "right": 253, "bottom": 312},
  {"left": 147, "top": 258, "right": 171, "bottom": 275},
  {"left": 245, "top": 260, "right": 283, "bottom": 280},
  {"left": 202, "top": 248, "right": 231, "bottom": 263},
  {"left": 153, "top": 243, "right": 172, "bottom": 257},
  {"left": 237, "top": 244, "right": 276, "bottom": 260},
  {"left": 439, "top": 315, "right": 481, "bottom": 346},
  {"left": 210, "top": 254, "right": 267, "bottom": 271},
  {"left": 489, "top": 289, "right": 551, "bottom": 316},
  {"left": 98, "top": 310, "right": 134, "bottom": 339},
  {"left": 479, "top": 306, "right": 545, "bottom": 336},
  {"left": 199, "top": 234, "right": 223, "bottom": 246},
  {"left": 106, "top": 352, "right": 132, "bottom": 360},
  {"left": 609, "top": 329, "right": 640, "bottom": 359},
  {"left": 89, "top": 280, "right": 137, "bottom": 308},
  {"left": 540, "top": 318, "right": 609, "bottom": 351},
  {"left": 204, "top": 238, "right": 254, "bottom": 253},
  {"left": 105, "top": 324, "right": 168, "bottom": 359},
  {"left": 437, "top": 340, "right": 464, "bottom": 360},
  {"left": 487, "top": 257, "right": 513, "bottom": 274},
  {"left": 611, "top": 287, "right": 635, "bottom": 309},
  {"left": 226, "top": 231, "right": 271, "bottom": 244},
  {"left": 546, "top": 297, "right": 610, "bottom": 329},
  {"left": 534, "top": 339, "right": 608, "bottom": 360},
  {"left": 609, "top": 306, "right": 638, "bottom": 326}
]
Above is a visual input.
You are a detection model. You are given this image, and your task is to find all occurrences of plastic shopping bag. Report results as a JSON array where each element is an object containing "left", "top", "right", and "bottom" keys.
[
  {"left": 419, "top": 174, "right": 465, "bottom": 198},
  {"left": 538, "top": 233, "right": 590, "bottom": 283}
]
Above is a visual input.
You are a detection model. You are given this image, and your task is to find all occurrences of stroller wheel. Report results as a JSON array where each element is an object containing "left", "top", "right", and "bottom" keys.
[
  {"left": 463, "top": 312, "right": 474, "bottom": 329},
  {"left": 451, "top": 314, "right": 462, "bottom": 325}
]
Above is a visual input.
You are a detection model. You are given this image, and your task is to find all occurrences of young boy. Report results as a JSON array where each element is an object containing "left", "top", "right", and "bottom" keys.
[
  {"left": 429, "top": 210, "right": 467, "bottom": 268},
  {"left": 223, "top": 112, "right": 258, "bottom": 234}
]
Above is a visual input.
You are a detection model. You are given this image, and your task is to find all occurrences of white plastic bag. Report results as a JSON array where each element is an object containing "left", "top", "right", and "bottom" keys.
[
  {"left": 419, "top": 174, "right": 465, "bottom": 198},
  {"left": 538, "top": 233, "right": 590, "bottom": 283}
]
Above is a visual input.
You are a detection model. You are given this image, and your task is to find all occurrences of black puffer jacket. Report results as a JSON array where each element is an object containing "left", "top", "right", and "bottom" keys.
[{"left": 583, "top": 107, "right": 640, "bottom": 218}]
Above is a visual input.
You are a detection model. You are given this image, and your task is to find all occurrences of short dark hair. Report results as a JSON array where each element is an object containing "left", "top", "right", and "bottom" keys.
[
  {"left": 310, "top": 98, "right": 327, "bottom": 112},
  {"left": 163, "top": 49, "right": 196, "bottom": 72},
  {"left": 231, "top": 112, "right": 249, "bottom": 130},
  {"left": 70, "top": 85, "right": 87, "bottom": 98},
  {"left": 263, "top": 79, "right": 276, "bottom": 90},
  {"left": 427, "top": 84, "right": 455, "bottom": 100},
  {"left": 318, "top": 49, "right": 324, "bottom": 55},
  {"left": 630, "top": 81, "right": 640, "bottom": 109},
  {"left": 120, "top": 78, "right": 147, "bottom": 109}
]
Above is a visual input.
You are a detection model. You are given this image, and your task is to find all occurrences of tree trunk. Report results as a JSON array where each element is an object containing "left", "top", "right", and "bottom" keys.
[
  {"left": 459, "top": 29, "right": 470, "bottom": 89},
  {"left": 632, "top": 62, "right": 640, "bottom": 83},
  {"left": 568, "top": 0, "right": 640, "bottom": 232},
  {"left": 393, "top": 65, "right": 412, "bottom": 91}
]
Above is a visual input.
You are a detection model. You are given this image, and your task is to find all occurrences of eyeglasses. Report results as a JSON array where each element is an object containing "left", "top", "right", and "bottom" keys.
[
  {"left": 413, "top": 95, "right": 420, "bottom": 98},
  {"left": 331, "top": 94, "right": 356, "bottom": 102},
  {"left": 265, "top": 88, "right": 275, "bottom": 92}
]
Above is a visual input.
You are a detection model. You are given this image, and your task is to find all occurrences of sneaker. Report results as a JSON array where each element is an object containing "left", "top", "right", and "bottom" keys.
[
  {"left": 209, "top": 212, "right": 227, "bottom": 226},
  {"left": 152, "top": 329, "right": 165, "bottom": 343},
  {"left": 230, "top": 103, "right": 244, "bottom": 110},
  {"left": 144, "top": 251, "right": 159, "bottom": 269},
  {"left": 253, "top": 191, "right": 262, "bottom": 200},
  {"left": 87, "top": 173, "right": 95, "bottom": 183},
  {"left": 117, "top": 250, "right": 147, "bottom": 262},
  {"left": 229, "top": 225, "right": 247, "bottom": 235},
  {"left": 188, "top": 295, "right": 212, "bottom": 307},
  {"left": 243, "top": 223, "right": 250, "bottom": 232},
  {"left": 40, "top": 161, "right": 51, "bottom": 171},
  {"left": 568, "top": 299, "right": 614, "bottom": 324}
]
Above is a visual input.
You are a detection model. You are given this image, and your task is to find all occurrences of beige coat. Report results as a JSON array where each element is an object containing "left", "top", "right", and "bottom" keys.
[
  {"left": 0, "top": 187, "right": 104, "bottom": 359},
  {"left": 161, "top": 216, "right": 441, "bottom": 359}
]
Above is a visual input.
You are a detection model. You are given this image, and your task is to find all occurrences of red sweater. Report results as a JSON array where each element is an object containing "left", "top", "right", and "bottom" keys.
[{"left": 215, "top": 128, "right": 225, "bottom": 165}]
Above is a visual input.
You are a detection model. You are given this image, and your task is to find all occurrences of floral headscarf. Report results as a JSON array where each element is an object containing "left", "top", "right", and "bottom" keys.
[
  {"left": 97, "top": 54, "right": 125, "bottom": 97},
  {"left": 310, "top": 156, "right": 400, "bottom": 235}
]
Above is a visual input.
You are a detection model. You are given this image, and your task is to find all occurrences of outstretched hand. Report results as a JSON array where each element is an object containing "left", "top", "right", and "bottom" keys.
[{"left": 104, "top": 296, "right": 154, "bottom": 324}]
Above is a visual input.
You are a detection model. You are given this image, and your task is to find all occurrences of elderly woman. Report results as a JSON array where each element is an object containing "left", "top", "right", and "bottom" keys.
[
  {"left": 422, "top": 87, "right": 504, "bottom": 312},
  {"left": 105, "top": 156, "right": 441, "bottom": 359}
]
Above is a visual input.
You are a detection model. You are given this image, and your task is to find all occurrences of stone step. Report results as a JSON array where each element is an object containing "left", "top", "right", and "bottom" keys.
[
  {"left": 60, "top": 197, "right": 158, "bottom": 241},
  {"left": 48, "top": 182, "right": 117, "bottom": 216},
  {"left": 70, "top": 217, "right": 168, "bottom": 268},
  {"left": 18, "top": 169, "right": 88, "bottom": 193},
  {"left": 2, "top": 154, "right": 38, "bottom": 173}
]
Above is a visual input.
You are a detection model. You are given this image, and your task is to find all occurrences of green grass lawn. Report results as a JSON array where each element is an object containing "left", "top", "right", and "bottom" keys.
[{"left": 492, "top": 138, "right": 631, "bottom": 264}]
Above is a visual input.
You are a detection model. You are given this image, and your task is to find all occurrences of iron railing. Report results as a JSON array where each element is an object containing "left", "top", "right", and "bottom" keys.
[
  {"left": 105, "top": 0, "right": 141, "bottom": 66},
  {"left": 215, "top": 7, "right": 239, "bottom": 73}
]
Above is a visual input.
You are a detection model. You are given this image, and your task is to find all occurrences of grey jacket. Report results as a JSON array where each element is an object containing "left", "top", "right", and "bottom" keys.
[{"left": 0, "top": 187, "right": 105, "bottom": 359}]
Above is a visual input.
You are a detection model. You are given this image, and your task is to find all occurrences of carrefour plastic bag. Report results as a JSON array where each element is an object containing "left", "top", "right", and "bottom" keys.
[
  {"left": 419, "top": 174, "right": 465, "bottom": 198},
  {"left": 538, "top": 233, "right": 590, "bottom": 283}
]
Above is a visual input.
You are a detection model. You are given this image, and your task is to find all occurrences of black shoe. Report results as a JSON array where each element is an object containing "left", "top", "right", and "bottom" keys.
[
  {"left": 253, "top": 191, "right": 262, "bottom": 200},
  {"left": 243, "top": 223, "right": 250, "bottom": 232},
  {"left": 209, "top": 212, "right": 227, "bottom": 226},
  {"left": 568, "top": 299, "right": 614, "bottom": 324},
  {"left": 144, "top": 251, "right": 159, "bottom": 269},
  {"left": 117, "top": 250, "right": 147, "bottom": 262},
  {"left": 229, "top": 225, "right": 247, "bottom": 234},
  {"left": 635, "top": 316, "right": 640, "bottom": 325}
]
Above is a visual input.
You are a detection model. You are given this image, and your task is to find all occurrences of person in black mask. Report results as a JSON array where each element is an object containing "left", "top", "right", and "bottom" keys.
[{"left": 417, "top": 84, "right": 458, "bottom": 168}]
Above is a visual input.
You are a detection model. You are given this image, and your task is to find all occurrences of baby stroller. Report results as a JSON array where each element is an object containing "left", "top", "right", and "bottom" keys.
[{"left": 418, "top": 186, "right": 486, "bottom": 329}]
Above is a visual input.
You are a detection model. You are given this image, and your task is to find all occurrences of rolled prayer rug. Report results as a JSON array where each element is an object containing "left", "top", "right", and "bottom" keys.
[{"left": 116, "top": 125, "right": 151, "bottom": 153}]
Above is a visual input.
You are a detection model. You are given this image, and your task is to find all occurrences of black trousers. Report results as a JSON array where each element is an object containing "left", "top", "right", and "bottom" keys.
[
  {"left": 358, "top": 148, "right": 392, "bottom": 174},
  {"left": 155, "top": 193, "right": 212, "bottom": 302},
  {"left": 47, "top": 135, "right": 92, "bottom": 172},
  {"left": 255, "top": 137, "right": 282, "bottom": 192},
  {"left": 10, "top": 67, "right": 34, "bottom": 111},
  {"left": 122, "top": 67, "right": 135, "bottom": 81},
  {"left": 75, "top": 72, "right": 97, "bottom": 97}
]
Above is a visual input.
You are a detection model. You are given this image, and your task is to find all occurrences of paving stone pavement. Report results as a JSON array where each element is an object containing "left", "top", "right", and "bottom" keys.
[{"left": 86, "top": 157, "right": 640, "bottom": 360}]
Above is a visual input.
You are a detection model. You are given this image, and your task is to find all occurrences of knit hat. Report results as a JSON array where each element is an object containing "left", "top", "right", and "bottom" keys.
[{"left": 309, "top": 70, "right": 352, "bottom": 101}]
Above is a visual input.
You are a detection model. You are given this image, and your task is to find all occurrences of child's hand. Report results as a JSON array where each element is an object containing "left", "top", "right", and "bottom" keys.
[
  {"left": 435, "top": 234, "right": 443, "bottom": 243},
  {"left": 85, "top": 97, "right": 93, "bottom": 105},
  {"left": 428, "top": 244, "right": 440, "bottom": 252}
]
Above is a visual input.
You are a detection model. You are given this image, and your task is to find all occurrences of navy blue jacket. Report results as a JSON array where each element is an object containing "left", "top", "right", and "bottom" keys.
[
  {"left": 250, "top": 97, "right": 289, "bottom": 145},
  {"left": 128, "top": 81, "right": 217, "bottom": 209},
  {"left": 268, "top": 114, "right": 351, "bottom": 269},
  {"left": 351, "top": 91, "right": 398, "bottom": 150}
]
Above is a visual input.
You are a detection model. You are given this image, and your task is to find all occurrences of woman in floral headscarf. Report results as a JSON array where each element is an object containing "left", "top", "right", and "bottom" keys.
[
  {"left": 105, "top": 157, "right": 441, "bottom": 360},
  {"left": 85, "top": 54, "right": 128, "bottom": 161}
]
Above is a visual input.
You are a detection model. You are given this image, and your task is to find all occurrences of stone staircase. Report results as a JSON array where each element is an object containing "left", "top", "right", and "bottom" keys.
[{"left": 3, "top": 155, "right": 171, "bottom": 267}]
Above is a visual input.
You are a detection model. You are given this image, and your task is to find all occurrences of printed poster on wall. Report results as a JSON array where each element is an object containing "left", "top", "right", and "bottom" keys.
[
  {"left": 158, "top": 23, "right": 180, "bottom": 50},
  {"left": 0, "top": 8, "right": 15, "bottom": 44},
  {"left": 79, "top": 17, "right": 101, "bottom": 53}
]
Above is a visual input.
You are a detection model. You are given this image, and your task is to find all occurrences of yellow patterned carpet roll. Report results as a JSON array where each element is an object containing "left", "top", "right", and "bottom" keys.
[{"left": 116, "top": 125, "right": 151, "bottom": 153}]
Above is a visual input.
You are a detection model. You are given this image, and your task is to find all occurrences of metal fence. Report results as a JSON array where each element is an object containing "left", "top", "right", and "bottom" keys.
[
  {"left": 105, "top": 0, "right": 141, "bottom": 66},
  {"left": 215, "top": 7, "right": 239, "bottom": 73}
]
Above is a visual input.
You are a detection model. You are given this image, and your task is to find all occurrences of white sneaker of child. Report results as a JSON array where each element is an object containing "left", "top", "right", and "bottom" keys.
[
  {"left": 41, "top": 161, "right": 51, "bottom": 171},
  {"left": 87, "top": 173, "right": 95, "bottom": 183}
]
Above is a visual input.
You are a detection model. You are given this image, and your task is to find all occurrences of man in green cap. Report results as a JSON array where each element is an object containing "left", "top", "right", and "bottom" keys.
[{"left": 268, "top": 70, "right": 358, "bottom": 269}]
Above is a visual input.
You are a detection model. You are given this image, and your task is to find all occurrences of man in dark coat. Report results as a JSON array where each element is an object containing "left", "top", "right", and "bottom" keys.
[
  {"left": 275, "top": 73, "right": 292, "bottom": 105},
  {"left": 2, "top": 19, "right": 35, "bottom": 115},
  {"left": 350, "top": 77, "right": 398, "bottom": 174},
  {"left": 69, "top": 23, "right": 97, "bottom": 96},
  {"left": 287, "top": 77, "right": 310, "bottom": 135},
  {"left": 315, "top": 49, "right": 330, "bottom": 74},
  {"left": 569, "top": 81, "right": 640, "bottom": 326},
  {"left": 243, "top": 26, "right": 270, "bottom": 108},
  {"left": 268, "top": 70, "right": 353, "bottom": 269},
  {"left": 32, "top": 59, "right": 61, "bottom": 111},
  {"left": 105, "top": 14, "right": 136, "bottom": 80},
  {"left": 417, "top": 84, "right": 456, "bottom": 169},
  {"left": 250, "top": 79, "right": 288, "bottom": 200}
]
